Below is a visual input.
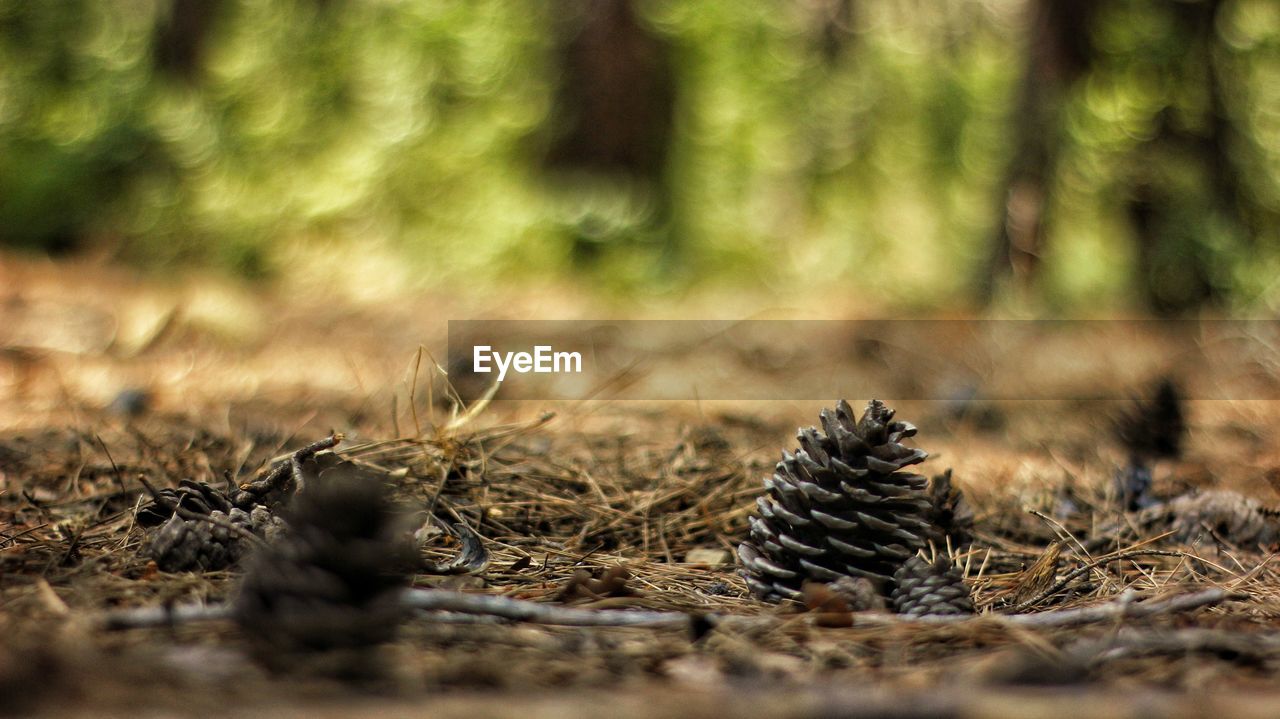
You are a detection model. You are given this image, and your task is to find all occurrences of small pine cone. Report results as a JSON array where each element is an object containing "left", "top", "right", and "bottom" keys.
[
  {"left": 738, "top": 399, "right": 934, "bottom": 602},
  {"left": 891, "top": 556, "right": 974, "bottom": 617},
  {"left": 927, "top": 469, "right": 974, "bottom": 547},
  {"left": 145, "top": 509, "right": 254, "bottom": 571},
  {"left": 233, "top": 468, "right": 414, "bottom": 671}
]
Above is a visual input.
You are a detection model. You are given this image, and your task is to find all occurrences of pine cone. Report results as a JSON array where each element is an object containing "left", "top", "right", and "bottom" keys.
[
  {"left": 890, "top": 555, "right": 974, "bottom": 616},
  {"left": 136, "top": 479, "right": 235, "bottom": 528},
  {"left": 1114, "top": 379, "right": 1185, "bottom": 510},
  {"left": 738, "top": 399, "right": 933, "bottom": 602},
  {"left": 233, "top": 467, "right": 414, "bottom": 672},
  {"left": 927, "top": 469, "right": 974, "bottom": 547},
  {"left": 145, "top": 509, "right": 255, "bottom": 571},
  {"left": 1117, "top": 378, "right": 1185, "bottom": 461},
  {"left": 139, "top": 481, "right": 284, "bottom": 571},
  {"left": 1136, "top": 490, "right": 1280, "bottom": 548}
]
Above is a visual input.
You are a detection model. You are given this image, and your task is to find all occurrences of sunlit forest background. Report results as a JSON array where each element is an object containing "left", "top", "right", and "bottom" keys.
[{"left": 3, "top": 0, "right": 1280, "bottom": 313}]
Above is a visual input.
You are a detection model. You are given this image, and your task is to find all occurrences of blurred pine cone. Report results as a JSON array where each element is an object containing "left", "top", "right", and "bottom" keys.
[
  {"left": 927, "top": 469, "right": 974, "bottom": 547},
  {"left": 1114, "top": 378, "right": 1185, "bottom": 511},
  {"left": 1117, "top": 378, "right": 1185, "bottom": 461},
  {"left": 738, "top": 399, "right": 933, "bottom": 601},
  {"left": 233, "top": 467, "right": 414, "bottom": 674},
  {"left": 1136, "top": 490, "right": 1280, "bottom": 548},
  {"left": 890, "top": 555, "right": 974, "bottom": 616}
]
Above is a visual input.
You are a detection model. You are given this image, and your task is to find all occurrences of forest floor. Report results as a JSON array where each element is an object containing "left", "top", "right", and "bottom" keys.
[{"left": 5, "top": 255, "right": 1280, "bottom": 717}]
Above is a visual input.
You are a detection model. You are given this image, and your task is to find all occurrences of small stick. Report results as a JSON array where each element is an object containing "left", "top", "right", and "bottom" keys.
[
  {"left": 399, "top": 588, "right": 700, "bottom": 627},
  {"left": 238, "top": 434, "right": 344, "bottom": 499},
  {"left": 101, "top": 602, "right": 233, "bottom": 630},
  {"left": 1000, "top": 587, "right": 1233, "bottom": 628},
  {"left": 99, "top": 588, "right": 702, "bottom": 631},
  {"left": 772, "top": 587, "right": 1234, "bottom": 629},
  {"left": 1065, "top": 627, "right": 1280, "bottom": 663},
  {"left": 95, "top": 586, "right": 1230, "bottom": 633}
]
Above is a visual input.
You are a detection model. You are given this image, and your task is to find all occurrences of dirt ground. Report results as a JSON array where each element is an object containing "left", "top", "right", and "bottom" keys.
[{"left": 5, "top": 255, "right": 1280, "bottom": 718}]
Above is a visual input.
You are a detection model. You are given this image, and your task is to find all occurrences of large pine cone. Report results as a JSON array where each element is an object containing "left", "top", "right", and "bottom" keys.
[
  {"left": 738, "top": 399, "right": 933, "bottom": 601},
  {"left": 233, "top": 467, "right": 414, "bottom": 668},
  {"left": 891, "top": 555, "right": 974, "bottom": 616}
]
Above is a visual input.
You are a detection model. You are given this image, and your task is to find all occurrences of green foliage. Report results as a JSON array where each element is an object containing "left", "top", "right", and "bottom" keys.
[{"left": 2, "top": 0, "right": 1280, "bottom": 310}]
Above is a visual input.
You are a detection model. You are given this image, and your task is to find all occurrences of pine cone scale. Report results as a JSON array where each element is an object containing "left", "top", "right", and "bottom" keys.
[
  {"left": 760, "top": 498, "right": 810, "bottom": 526},
  {"left": 826, "top": 536, "right": 878, "bottom": 558},
  {"left": 798, "top": 558, "right": 844, "bottom": 580},
  {"left": 797, "top": 479, "right": 844, "bottom": 503},
  {"left": 778, "top": 533, "right": 826, "bottom": 556}
]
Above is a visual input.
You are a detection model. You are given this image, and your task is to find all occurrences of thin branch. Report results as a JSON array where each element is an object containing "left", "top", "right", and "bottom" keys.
[
  {"left": 236, "top": 433, "right": 343, "bottom": 501},
  {"left": 754, "top": 587, "right": 1235, "bottom": 629},
  {"left": 100, "top": 602, "right": 233, "bottom": 630},
  {"left": 1065, "top": 627, "right": 1280, "bottom": 664},
  {"left": 998, "top": 587, "right": 1234, "bottom": 628},
  {"left": 399, "top": 588, "right": 699, "bottom": 627},
  {"left": 98, "top": 586, "right": 1231, "bottom": 634},
  {"left": 98, "top": 588, "right": 702, "bottom": 631}
]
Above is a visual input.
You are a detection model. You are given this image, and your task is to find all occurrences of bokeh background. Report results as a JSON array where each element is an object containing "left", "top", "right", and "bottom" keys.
[{"left": 3, "top": 0, "right": 1280, "bottom": 313}]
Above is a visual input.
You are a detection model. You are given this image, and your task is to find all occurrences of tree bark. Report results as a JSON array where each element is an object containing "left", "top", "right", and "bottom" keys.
[{"left": 977, "top": 0, "right": 1098, "bottom": 304}]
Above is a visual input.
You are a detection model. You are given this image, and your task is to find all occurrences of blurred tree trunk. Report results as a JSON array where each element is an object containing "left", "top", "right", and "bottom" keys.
[
  {"left": 152, "top": 0, "right": 222, "bottom": 82},
  {"left": 977, "top": 0, "right": 1098, "bottom": 304},
  {"left": 1127, "top": 0, "right": 1239, "bottom": 314},
  {"left": 544, "top": 0, "right": 673, "bottom": 179},
  {"left": 809, "top": 0, "right": 856, "bottom": 64},
  {"left": 543, "top": 0, "right": 676, "bottom": 269}
]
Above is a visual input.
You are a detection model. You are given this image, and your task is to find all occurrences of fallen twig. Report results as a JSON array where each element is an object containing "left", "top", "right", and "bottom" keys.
[
  {"left": 236, "top": 433, "right": 344, "bottom": 502},
  {"left": 400, "top": 588, "right": 697, "bottom": 627},
  {"left": 97, "top": 587, "right": 701, "bottom": 631},
  {"left": 999, "top": 587, "right": 1234, "bottom": 628},
  {"left": 100, "top": 602, "right": 233, "bottom": 630},
  {"left": 1066, "top": 627, "right": 1280, "bottom": 664},
  {"left": 95, "top": 585, "right": 1232, "bottom": 633},
  {"left": 771, "top": 587, "right": 1237, "bottom": 629}
]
